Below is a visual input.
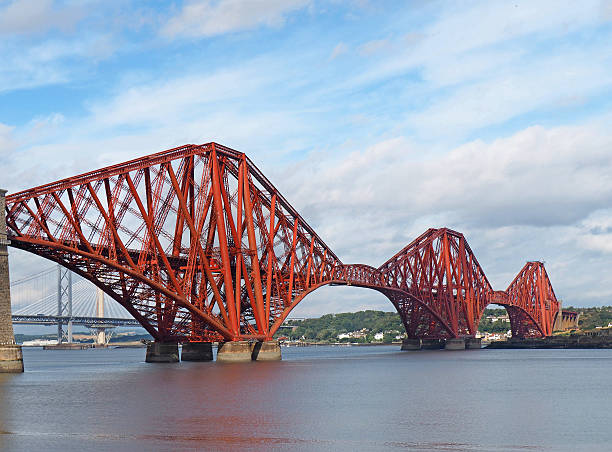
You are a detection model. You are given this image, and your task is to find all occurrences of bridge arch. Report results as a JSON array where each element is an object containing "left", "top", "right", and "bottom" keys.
[
  {"left": 268, "top": 277, "right": 456, "bottom": 339},
  {"left": 8, "top": 239, "right": 235, "bottom": 341},
  {"left": 478, "top": 298, "right": 545, "bottom": 340}
]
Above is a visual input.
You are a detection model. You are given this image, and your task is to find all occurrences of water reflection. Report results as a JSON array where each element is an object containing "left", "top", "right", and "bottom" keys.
[
  {"left": 0, "top": 374, "right": 14, "bottom": 450},
  {"left": 0, "top": 347, "right": 611, "bottom": 451}
]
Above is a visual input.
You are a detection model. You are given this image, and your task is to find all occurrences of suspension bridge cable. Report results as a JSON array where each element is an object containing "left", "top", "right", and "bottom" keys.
[
  {"left": 10, "top": 266, "right": 57, "bottom": 286},
  {"left": 12, "top": 270, "right": 133, "bottom": 319}
]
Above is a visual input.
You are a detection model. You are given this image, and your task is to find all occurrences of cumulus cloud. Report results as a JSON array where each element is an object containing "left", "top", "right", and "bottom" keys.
[
  {"left": 0, "top": 0, "right": 83, "bottom": 35},
  {"left": 577, "top": 210, "right": 612, "bottom": 254},
  {"left": 279, "top": 122, "right": 612, "bottom": 261},
  {"left": 162, "top": 0, "right": 310, "bottom": 38},
  {"left": 270, "top": 120, "right": 612, "bottom": 309}
]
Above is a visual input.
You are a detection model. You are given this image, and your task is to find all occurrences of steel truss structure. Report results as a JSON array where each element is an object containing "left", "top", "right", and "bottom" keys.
[{"left": 4, "top": 143, "right": 559, "bottom": 342}]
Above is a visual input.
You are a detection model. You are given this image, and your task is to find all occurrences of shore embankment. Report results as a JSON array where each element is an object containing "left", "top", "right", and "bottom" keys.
[{"left": 487, "top": 333, "right": 612, "bottom": 349}]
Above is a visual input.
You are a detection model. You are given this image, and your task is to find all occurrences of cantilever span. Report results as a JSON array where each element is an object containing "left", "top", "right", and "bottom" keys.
[
  {"left": 4, "top": 143, "right": 559, "bottom": 343},
  {"left": 337, "top": 230, "right": 559, "bottom": 339}
]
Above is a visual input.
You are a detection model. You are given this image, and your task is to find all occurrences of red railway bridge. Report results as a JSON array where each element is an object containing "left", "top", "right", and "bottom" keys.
[{"left": 3, "top": 143, "right": 559, "bottom": 361}]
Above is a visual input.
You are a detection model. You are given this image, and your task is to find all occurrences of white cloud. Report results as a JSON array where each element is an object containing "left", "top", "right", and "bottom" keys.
[
  {"left": 602, "top": 1, "right": 612, "bottom": 21},
  {"left": 422, "top": 1, "right": 598, "bottom": 57},
  {"left": 351, "top": 1, "right": 603, "bottom": 85},
  {"left": 0, "top": 0, "right": 83, "bottom": 35},
  {"left": 358, "top": 38, "right": 388, "bottom": 56},
  {"left": 329, "top": 42, "right": 348, "bottom": 60},
  {"left": 264, "top": 118, "right": 612, "bottom": 308},
  {"left": 335, "top": 0, "right": 612, "bottom": 140},
  {"left": 162, "top": 0, "right": 310, "bottom": 38},
  {"left": 0, "top": 35, "right": 116, "bottom": 93},
  {"left": 291, "top": 285, "right": 393, "bottom": 317},
  {"left": 0, "top": 123, "right": 15, "bottom": 164},
  {"left": 280, "top": 121, "right": 612, "bottom": 261},
  {"left": 577, "top": 210, "right": 612, "bottom": 254},
  {"left": 407, "top": 48, "right": 612, "bottom": 137},
  {"left": 87, "top": 65, "right": 269, "bottom": 129},
  {"left": 0, "top": 108, "right": 310, "bottom": 195}
]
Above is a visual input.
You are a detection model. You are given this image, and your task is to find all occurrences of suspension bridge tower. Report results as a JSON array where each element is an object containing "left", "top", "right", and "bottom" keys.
[
  {"left": 0, "top": 189, "right": 23, "bottom": 372},
  {"left": 91, "top": 288, "right": 108, "bottom": 347}
]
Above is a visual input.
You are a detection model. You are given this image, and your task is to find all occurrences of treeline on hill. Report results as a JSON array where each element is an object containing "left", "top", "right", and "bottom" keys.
[
  {"left": 565, "top": 306, "right": 612, "bottom": 330},
  {"left": 279, "top": 308, "right": 512, "bottom": 342},
  {"left": 282, "top": 310, "right": 404, "bottom": 342},
  {"left": 477, "top": 308, "right": 511, "bottom": 333}
]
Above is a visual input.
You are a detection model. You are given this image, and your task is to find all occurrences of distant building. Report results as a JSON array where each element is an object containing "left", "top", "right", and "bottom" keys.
[
  {"left": 21, "top": 339, "right": 58, "bottom": 346},
  {"left": 486, "top": 315, "right": 510, "bottom": 323},
  {"left": 554, "top": 310, "right": 580, "bottom": 331},
  {"left": 337, "top": 328, "right": 369, "bottom": 340}
]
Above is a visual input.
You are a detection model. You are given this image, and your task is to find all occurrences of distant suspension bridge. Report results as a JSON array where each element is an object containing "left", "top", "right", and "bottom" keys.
[{"left": 10, "top": 264, "right": 140, "bottom": 344}]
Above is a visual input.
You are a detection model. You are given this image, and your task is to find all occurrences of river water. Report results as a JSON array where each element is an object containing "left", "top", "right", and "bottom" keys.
[{"left": 0, "top": 346, "right": 610, "bottom": 451}]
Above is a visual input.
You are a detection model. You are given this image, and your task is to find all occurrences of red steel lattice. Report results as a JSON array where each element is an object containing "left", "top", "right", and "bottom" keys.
[{"left": 4, "top": 143, "right": 559, "bottom": 342}]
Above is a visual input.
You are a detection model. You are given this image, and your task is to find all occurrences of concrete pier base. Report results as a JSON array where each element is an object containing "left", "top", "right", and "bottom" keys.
[
  {"left": 181, "top": 342, "right": 213, "bottom": 361},
  {"left": 145, "top": 342, "right": 179, "bottom": 363},
  {"left": 0, "top": 345, "right": 23, "bottom": 373},
  {"left": 421, "top": 339, "right": 445, "bottom": 350},
  {"left": 400, "top": 339, "right": 422, "bottom": 351},
  {"left": 445, "top": 338, "right": 466, "bottom": 350},
  {"left": 0, "top": 189, "right": 24, "bottom": 373},
  {"left": 252, "top": 341, "right": 282, "bottom": 361},
  {"left": 217, "top": 341, "right": 253, "bottom": 362},
  {"left": 465, "top": 338, "right": 482, "bottom": 349}
]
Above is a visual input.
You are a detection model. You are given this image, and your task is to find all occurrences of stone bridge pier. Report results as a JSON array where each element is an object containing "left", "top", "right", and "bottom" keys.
[{"left": 0, "top": 189, "right": 23, "bottom": 372}]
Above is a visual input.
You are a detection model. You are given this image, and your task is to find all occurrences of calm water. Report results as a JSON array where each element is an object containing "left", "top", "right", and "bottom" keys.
[{"left": 0, "top": 346, "right": 611, "bottom": 451}]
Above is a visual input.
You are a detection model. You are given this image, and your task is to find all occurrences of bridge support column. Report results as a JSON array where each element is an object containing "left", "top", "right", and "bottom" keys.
[
  {"left": 421, "top": 339, "right": 444, "bottom": 350},
  {"left": 0, "top": 189, "right": 23, "bottom": 373},
  {"left": 445, "top": 338, "right": 466, "bottom": 350},
  {"left": 181, "top": 342, "right": 213, "bottom": 361},
  {"left": 145, "top": 341, "right": 179, "bottom": 363},
  {"left": 252, "top": 341, "right": 282, "bottom": 361},
  {"left": 400, "top": 339, "right": 422, "bottom": 351},
  {"left": 216, "top": 341, "right": 253, "bottom": 362},
  {"left": 465, "top": 338, "right": 482, "bottom": 349},
  {"left": 0, "top": 345, "right": 23, "bottom": 373}
]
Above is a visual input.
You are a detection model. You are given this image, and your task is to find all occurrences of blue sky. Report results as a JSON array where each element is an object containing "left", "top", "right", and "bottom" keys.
[{"left": 3, "top": 0, "right": 612, "bottom": 318}]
